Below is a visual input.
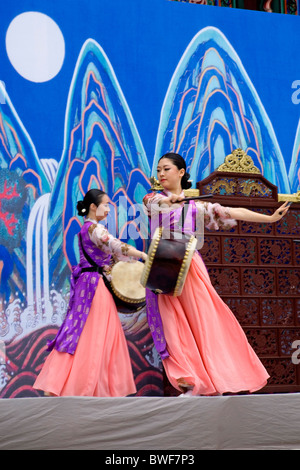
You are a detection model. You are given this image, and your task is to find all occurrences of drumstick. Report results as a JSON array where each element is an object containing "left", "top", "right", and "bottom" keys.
[{"left": 182, "top": 194, "right": 213, "bottom": 202}]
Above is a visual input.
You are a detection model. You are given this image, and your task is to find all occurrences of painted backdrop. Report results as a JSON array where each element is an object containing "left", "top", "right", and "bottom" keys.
[{"left": 0, "top": 0, "right": 300, "bottom": 397}]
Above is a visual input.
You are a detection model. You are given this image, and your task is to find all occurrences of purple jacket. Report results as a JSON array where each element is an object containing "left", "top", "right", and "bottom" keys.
[{"left": 47, "top": 221, "right": 111, "bottom": 355}]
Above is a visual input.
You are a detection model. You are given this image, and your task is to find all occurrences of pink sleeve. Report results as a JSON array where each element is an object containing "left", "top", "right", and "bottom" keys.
[
  {"left": 201, "top": 202, "right": 237, "bottom": 231},
  {"left": 89, "top": 224, "right": 131, "bottom": 260},
  {"left": 143, "top": 192, "right": 167, "bottom": 215}
]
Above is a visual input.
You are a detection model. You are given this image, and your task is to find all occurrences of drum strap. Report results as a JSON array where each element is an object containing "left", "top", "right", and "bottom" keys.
[
  {"left": 79, "top": 233, "right": 114, "bottom": 294},
  {"left": 81, "top": 266, "right": 103, "bottom": 273},
  {"left": 79, "top": 233, "right": 103, "bottom": 270}
]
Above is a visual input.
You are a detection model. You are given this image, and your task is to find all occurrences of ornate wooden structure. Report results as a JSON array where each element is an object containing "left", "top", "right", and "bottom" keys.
[
  {"left": 171, "top": 1, "right": 298, "bottom": 15},
  {"left": 196, "top": 149, "right": 300, "bottom": 393}
]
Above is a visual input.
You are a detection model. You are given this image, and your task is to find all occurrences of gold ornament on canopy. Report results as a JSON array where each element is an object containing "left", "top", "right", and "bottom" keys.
[{"left": 217, "top": 148, "right": 261, "bottom": 174}]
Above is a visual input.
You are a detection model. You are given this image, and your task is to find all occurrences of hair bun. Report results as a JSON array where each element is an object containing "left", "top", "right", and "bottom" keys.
[
  {"left": 77, "top": 200, "right": 87, "bottom": 216},
  {"left": 182, "top": 172, "right": 192, "bottom": 190}
]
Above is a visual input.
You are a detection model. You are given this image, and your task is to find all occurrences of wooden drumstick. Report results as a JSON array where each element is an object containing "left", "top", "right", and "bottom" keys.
[{"left": 182, "top": 194, "right": 213, "bottom": 202}]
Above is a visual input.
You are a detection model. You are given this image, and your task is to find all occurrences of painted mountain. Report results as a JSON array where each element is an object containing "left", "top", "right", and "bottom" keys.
[
  {"left": 154, "top": 27, "right": 291, "bottom": 194},
  {"left": 48, "top": 39, "right": 151, "bottom": 293}
]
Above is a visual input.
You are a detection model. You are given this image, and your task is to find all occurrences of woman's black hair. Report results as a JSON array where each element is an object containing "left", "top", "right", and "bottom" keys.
[
  {"left": 76, "top": 189, "right": 106, "bottom": 216},
  {"left": 158, "top": 152, "right": 192, "bottom": 189}
]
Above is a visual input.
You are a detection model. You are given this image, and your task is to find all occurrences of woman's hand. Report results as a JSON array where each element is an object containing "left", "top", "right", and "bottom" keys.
[
  {"left": 140, "top": 252, "right": 148, "bottom": 262},
  {"left": 269, "top": 201, "right": 291, "bottom": 222},
  {"left": 126, "top": 246, "right": 148, "bottom": 262},
  {"left": 159, "top": 194, "right": 185, "bottom": 207}
]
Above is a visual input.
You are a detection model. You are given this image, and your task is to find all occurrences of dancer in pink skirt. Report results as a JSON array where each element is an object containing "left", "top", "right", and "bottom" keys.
[
  {"left": 143, "top": 153, "right": 290, "bottom": 397},
  {"left": 34, "top": 189, "right": 147, "bottom": 397}
]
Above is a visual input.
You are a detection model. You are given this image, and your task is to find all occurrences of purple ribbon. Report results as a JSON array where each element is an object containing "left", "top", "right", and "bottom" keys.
[{"left": 145, "top": 289, "right": 169, "bottom": 360}]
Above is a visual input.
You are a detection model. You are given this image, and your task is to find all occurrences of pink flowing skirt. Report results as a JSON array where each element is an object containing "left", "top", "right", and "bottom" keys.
[
  {"left": 33, "top": 278, "right": 137, "bottom": 397},
  {"left": 158, "top": 254, "right": 269, "bottom": 396}
]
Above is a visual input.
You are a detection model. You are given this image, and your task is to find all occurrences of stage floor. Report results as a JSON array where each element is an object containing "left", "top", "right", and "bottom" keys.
[{"left": 1, "top": 393, "right": 300, "bottom": 450}]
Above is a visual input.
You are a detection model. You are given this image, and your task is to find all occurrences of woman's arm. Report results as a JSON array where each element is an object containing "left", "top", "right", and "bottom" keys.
[
  {"left": 89, "top": 224, "right": 147, "bottom": 261},
  {"left": 125, "top": 244, "right": 148, "bottom": 261},
  {"left": 228, "top": 201, "right": 290, "bottom": 223}
]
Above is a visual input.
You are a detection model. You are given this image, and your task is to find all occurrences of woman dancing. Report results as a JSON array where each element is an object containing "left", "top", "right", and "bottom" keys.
[
  {"left": 34, "top": 189, "right": 147, "bottom": 397},
  {"left": 143, "top": 153, "right": 290, "bottom": 397}
]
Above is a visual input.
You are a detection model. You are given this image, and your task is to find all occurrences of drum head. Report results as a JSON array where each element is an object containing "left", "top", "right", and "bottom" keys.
[
  {"left": 111, "top": 261, "right": 146, "bottom": 302},
  {"left": 140, "top": 227, "right": 162, "bottom": 289},
  {"left": 140, "top": 227, "right": 197, "bottom": 296}
]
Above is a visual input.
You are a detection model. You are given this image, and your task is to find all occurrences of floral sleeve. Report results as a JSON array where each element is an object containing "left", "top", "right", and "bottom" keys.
[
  {"left": 196, "top": 202, "right": 237, "bottom": 231},
  {"left": 88, "top": 223, "right": 131, "bottom": 261},
  {"left": 143, "top": 192, "right": 172, "bottom": 214}
]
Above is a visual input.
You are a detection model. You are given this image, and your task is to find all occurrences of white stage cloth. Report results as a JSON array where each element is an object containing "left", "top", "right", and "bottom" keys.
[{"left": 1, "top": 393, "right": 300, "bottom": 450}]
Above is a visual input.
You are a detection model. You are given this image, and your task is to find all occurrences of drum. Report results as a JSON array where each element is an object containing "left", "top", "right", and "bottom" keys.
[
  {"left": 140, "top": 228, "right": 197, "bottom": 296},
  {"left": 110, "top": 261, "right": 146, "bottom": 313}
]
